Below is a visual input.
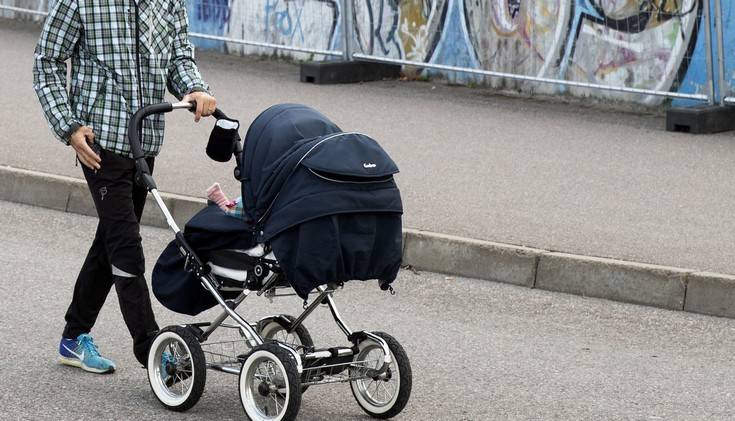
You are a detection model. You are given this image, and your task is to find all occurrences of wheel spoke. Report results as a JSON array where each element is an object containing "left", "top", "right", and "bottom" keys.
[
  {"left": 266, "top": 362, "right": 274, "bottom": 383},
  {"left": 379, "top": 381, "right": 392, "bottom": 400},
  {"left": 384, "top": 379, "right": 396, "bottom": 396},
  {"left": 369, "top": 380, "right": 379, "bottom": 396},
  {"left": 176, "top": 342, "right": 186, "bottom": 360},
  {"left": 271, "top": 362, "right": 279, "bottom": 383},
  {"left": 272, "top": 394, "right": 282, "bottom": 414},
  {"left": 256, "top": 364, "right": 267, "bottom": 382}
]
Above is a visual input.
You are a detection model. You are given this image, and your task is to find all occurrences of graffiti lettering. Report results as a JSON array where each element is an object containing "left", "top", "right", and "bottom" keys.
[
  {"left": 192, "top": 0, "right": 231, "bottom": 25},
  {"left": 264, "top": 0, "right": 307, "bottom": 42},
  {"left": 189, "top": 0, "right": 723, "bottom": 105}
]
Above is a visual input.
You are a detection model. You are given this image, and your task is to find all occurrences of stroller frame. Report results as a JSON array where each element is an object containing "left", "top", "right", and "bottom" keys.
[{"left": 129, "top": 102, "right": 410, "bottom": 420}]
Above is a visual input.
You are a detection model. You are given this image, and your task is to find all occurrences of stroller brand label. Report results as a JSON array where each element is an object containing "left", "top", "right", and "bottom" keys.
[{"left": 363, "top": 163, "right": 376, "bottom": 169}]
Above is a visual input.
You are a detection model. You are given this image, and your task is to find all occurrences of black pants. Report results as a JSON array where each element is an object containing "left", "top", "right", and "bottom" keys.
[{"left": 63, "top": 149, "right": 159, "bottom": 366}]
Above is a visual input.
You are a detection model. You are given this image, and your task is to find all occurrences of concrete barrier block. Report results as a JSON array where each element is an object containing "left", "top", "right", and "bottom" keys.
[
  {"left": 402, "top": 229, "right": 541, "bottom": 287},
  {"left": 300, "top": 60, "right": 401, "bottom": 84},
  {"left": 536, "top": 253, "right": 689, "bottom": 310},
  {"left": 666, "top": 105, "right": 735, "bottom": 134},
  {"left": 0, "top": 166, "right": 74, "bottom": 211},
  {"left": 685, "top": 272, "right": 735, "bottom": 318}
]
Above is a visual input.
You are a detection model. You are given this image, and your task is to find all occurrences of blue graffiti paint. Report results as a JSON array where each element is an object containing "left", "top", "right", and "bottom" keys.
[
  {"left": 184, "top": 0, "right": 734, "bottom": 104},
  {"left": 372, "top": 0, "right": 402, "bottom": 56},
  {"left": 264, "top": 0, "right": 308, "bottom": 43},
  {"left": 188, "top": 0, "right": 231, "bottom": 50},
  {"left": 675, "top": 1, "right": 735, "bottom": 105},
  {"left": 328, "top": 0, "right": 343, "bottom": 53},
  {"left": 428, "top": 0, "right": 480, "bottom": 84},
  {"left": 722, "top": 0, "right": 735, "bottom": 98},
  {"left": 557, "top": 0, "right": 603, "bottom": 91}
]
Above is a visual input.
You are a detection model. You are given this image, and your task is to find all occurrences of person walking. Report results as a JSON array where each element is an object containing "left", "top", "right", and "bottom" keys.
[{"left": 33, "top": 0, "right": 217, "bottom": 374}]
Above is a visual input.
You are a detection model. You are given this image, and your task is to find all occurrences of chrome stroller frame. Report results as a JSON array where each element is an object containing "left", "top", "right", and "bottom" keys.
[{"left": 129, "top": 102, "right": 411, "bottom": 420}]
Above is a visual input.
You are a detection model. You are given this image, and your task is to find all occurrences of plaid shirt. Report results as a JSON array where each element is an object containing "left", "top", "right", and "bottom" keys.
[{"left": 33, "top": 0, "right": 210, "bottom": 157}]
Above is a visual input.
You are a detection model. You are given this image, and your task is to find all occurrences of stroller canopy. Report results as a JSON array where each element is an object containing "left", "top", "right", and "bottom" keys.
[
  {"left": 153, "top": 104, "right": 405, "bottom": 315},
  {"left": 241, "top": 104, "right": 403, "bottom": 241}
]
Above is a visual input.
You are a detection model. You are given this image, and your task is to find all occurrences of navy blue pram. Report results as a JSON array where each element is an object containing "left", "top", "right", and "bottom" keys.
[
  {"left": 152, "top": 104, "right": 403, "bottom": 316},
  {"left": 133, "top": 101, "right": 412, "bottom": 419}
]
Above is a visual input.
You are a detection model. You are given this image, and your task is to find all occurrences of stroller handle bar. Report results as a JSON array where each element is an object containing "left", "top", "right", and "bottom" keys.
[{"left": 127, "top": 101, "right": 229, "bottom": 190}]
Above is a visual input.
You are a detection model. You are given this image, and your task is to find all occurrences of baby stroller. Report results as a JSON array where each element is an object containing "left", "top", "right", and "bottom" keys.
[{"left": 128, "top": 101, "right": 412, "bottom": 420}]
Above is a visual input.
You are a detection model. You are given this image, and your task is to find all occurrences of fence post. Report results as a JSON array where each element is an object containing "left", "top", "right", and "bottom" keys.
[
  {"left": 703, "top": 0, "right": 717, "bottom": 105},
  {"left": 714, "top": 0, "right": 727, "bottom": 105},
  {"left": 299, "top": 0, "right": 398, "bottom": 83},
  {"left": 340, "top": 0, "right": 354, "bottom": 61},
  {"left": 665, "top": 0, "right": 735, "bottom": 133}
]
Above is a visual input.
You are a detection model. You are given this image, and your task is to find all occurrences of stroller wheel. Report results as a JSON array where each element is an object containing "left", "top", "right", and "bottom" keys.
[
  {"left": 239, "top": 343, "right": 302, "bottom": 421},
  {"left": 147, "top": 326, "right": 206, "bottom": 412},
  {"left": 349, "top": 332, "right": 412, "bottom": 419},
  {"left": 258, "top": 315, "right": 314, "bottom": 393},
  {"left": 257, "top": 315, "right": 314, "bottom": 353}
]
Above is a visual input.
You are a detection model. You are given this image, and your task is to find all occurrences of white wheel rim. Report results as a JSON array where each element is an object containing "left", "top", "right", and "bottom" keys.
[
  {"left": 350, "top": 341, "right": 400, "bottom": 414},
  {"left": 147, "top": 331, "right": 195, "bottom": 407},
  {"left": 240, "top": 350, "right": 290, "bottom": 421},
  {"left": 260, "top": 322, "right": 303, "bottom": 352}
]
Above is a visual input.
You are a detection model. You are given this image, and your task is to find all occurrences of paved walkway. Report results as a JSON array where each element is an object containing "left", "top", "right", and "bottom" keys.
[
  {"left": 3, "top": 200, "right": 735, "bottom": 420},
  {"left": 3, "top": 18, "right": 735, "bottom": 274}
]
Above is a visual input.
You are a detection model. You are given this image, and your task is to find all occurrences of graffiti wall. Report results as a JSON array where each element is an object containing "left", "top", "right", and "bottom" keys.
[
  {"left": 6, "top": 0, "right": 731, "bottom": 105},
  {"left": 182, "top": 0, "right": 735, "bottom": 105}
]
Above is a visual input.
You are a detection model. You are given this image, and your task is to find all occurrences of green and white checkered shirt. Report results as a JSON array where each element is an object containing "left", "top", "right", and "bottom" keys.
[{"left": 33, "top": 0, "right": 210, "bottom": 157}]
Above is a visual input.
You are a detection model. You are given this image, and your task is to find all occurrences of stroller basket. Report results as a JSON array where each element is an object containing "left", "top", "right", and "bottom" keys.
[
  {"left": 201, "top": 339, "right": 250, "bottom": 367},
  {"left": 202, "top": 336, "right": 383, "bottom": 387}
]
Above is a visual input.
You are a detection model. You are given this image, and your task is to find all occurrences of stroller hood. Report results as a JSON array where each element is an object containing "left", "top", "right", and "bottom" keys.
[
  {"left": 152, "top": 104, "right": 404, "bottom": 314},
  {"left": 241, "top": 103, "right": 402, "bottom": 241}
]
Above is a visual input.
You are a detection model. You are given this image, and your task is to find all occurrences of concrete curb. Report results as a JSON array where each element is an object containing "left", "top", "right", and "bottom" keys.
[
  {"left": 3, "top": 164, "right": 734, "bottom": 318},
  {"left": 0, "top": 165, "right": 206, "bottom": 228},
  {"left": 684, "top": 272, "right": 735, "bottom": 318},
  {"left": 402, "top": 229, "right": 540, "bottom": 288},
  {"left": 535, "top": 252, "right": 688, "bottom": 311}
]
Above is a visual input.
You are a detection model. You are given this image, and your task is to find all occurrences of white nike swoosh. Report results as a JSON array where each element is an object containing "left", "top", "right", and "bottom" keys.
[{"left": 63, "top": 344, "right": 85, "bottom": 361}]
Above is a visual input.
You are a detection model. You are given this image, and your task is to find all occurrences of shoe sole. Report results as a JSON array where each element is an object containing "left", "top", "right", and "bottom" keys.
[{"left": 59, "top": 356, "right": 115, "bottom": 374}]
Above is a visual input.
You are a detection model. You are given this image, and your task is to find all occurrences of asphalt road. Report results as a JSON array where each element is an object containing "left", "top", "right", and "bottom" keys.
[
  {"left": 2, "top": 199, "right": 735, "bottom": 420},
  {"left": 3, "top": 18, "right": 735, "bottom": 277}
]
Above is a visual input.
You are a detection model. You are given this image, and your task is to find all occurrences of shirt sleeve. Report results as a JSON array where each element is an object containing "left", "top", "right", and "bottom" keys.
[
  {"left": 32, "top": 0, "right": 84, "bottom": 145},
  {"left": 167, "top": 0, "right": 210, "bottom": 100}
]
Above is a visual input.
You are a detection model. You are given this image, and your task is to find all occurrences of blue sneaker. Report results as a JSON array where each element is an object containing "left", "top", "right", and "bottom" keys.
[
  {"left": 160, "top": 350, "right": 190, "bottom": 386},
  {"left": 160, "top": 350, "right": 175, "bottom": 385},
  {"left": 59, "top": 334, "right": 116, "bottom": 374}
]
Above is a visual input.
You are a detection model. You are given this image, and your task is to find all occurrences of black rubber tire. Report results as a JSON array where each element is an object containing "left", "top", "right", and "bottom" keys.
[
  {"left": 257, "top": 315, "right": 314, "bottom": 352},
  {"left": 147, "top": 325, "right": 207, "bottom": 412},
  {"left": 239, "top": 343, "right": 302, "bottom": 421},
  {"left": 350, "top": 332, "right": 412, "bottom": 419},
  {"left": 257, "top": 315, "right": 314, "bottom": 393}
]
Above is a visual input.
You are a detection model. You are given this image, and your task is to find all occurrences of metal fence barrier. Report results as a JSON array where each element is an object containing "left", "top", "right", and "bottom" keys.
[
  {"left": 352, "top": 54, "right": 708, "bottom": 102},
  {"left": 186, "top": 1, "right": 342, "bottom": 58},
  {"left": 2, "top": 0, "right": 730, "bottom": 106},
  {"left": 0, "top": 4, "right": 44, "bottom": 16},
  {"left": 0, "top": 1, "right": 342, "bottom": 58},
  {"left": 713, "top": 0, "right": 735, "bottom": 105},
  {"left": 346, "top": 0, "right": 714, "bottom": 105}
]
